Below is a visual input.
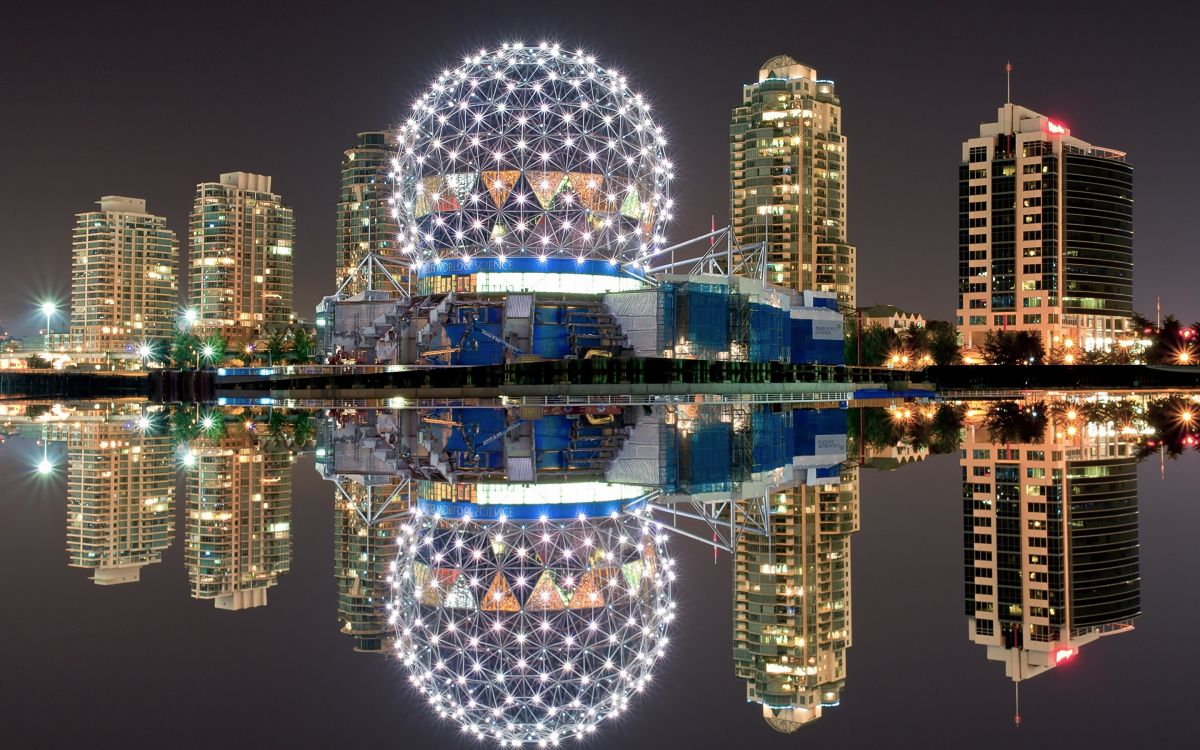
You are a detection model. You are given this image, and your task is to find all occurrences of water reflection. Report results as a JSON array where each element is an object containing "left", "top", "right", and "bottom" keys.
[
  {"left": 961, "top": 403, "right": 1141, "bottom": 702},
  {"left": 185, "top": 426, "right": 294, "bottom": 610},
  {"left": 2, "top": 393, "right": 1190, "bottom": 745},
  {"left": 65, "top": 405, "right": 174, "bottom": 585}
]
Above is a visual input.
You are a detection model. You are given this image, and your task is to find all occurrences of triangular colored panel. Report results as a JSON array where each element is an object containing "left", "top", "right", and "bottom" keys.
[
  {"left": 620, "top": 189, "right": 641, "bottom": 220},
  {"left": 642, "top": 545, "right": 658, "bottom": 590},
  {"left": 620, "top": 560, "right": 644, "bottom": 591},
  {"left": 445, "top": 573, "right": 476, "bottom": 609},
  {"left": 445, "top": 173, "right": 477, "bottom": 204},
  {"left": 597, "top": 566, "right": 630, "bottom": 605},
  {"left": 412, "top": 562, "right": 430, "bottom": 592},
  {"left": 413, "top": 192, "right": 431, "bottom": 218},
  {"left": 569, "top": 173, "right": 605, "bottom": 211},
  {"left": 528, "top": 171, "right": 566, "bottom": 209},
  {"left": 567, "top": 569, "right": 606, "bottom": 610},
  {"left": 483, "top": 170, "right": 520, "bottom": 208},
  {"left": 433, "top": 567, "right": 460, "bottom": 590},
  {"left": 431, "top": 192, "right": 460, "bottom": 213},
  {"left": 481, "top": 572, "right": 520, "bottom": 612},
  {"left": 526, "top": 570, "right": 567, "bottom": 611}
]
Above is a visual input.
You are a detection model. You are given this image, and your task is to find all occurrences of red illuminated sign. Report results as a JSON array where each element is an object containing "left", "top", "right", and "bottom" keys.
[
  {"left": 1047, "top": 120, "right": 1067, "bottom": 135},
  {"left": 1054, "top": 648, "right": 1075, "bottom": 664}
]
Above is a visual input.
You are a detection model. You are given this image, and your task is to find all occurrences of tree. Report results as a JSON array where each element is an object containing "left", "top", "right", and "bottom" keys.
[
  {"left": 265, "top": 328, "right": 288, "bottom": 365},
  {"left": 291, "top": 410, "right": 315, "bottom": 448},
  {"left": 981, "top": 330, "right": 1044, "bottom": 365},
  {"left": 985, "top": 400, "right": 1048, "bottom": 444},
  {"left": 170, "top": 409, "right": 199, "bottom": 443},
  {"left": 292, "top": 327, "right": 313, "bottom": 364},
  {"left": 903, "top": 323, "right": 931, "bottom": 358},
  {"left": 171, "top": 329, "right": 201, "bottom": 369},
  {"left": 926, "top": 320, "right": 961, "bottom": 365},
  {"left": 848, "top": 323, "right": 900, "bottom": 367},
  {"left": 1145, "top": 315, "right": 1182, "bottom": 365},
  {"left": 265, "top": 409, "right": 288, "bottom": 445},
  {"left": 25, "top": 353, "right": 51, "bottom": 369}
]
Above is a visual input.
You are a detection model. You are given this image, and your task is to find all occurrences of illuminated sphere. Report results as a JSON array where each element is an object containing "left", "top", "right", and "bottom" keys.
[
  {"left": 394, "top": 42, "right": 674, "bottom": 267},
  {"left": 388, "top": 509, "right": 675, "bottom": 746}
]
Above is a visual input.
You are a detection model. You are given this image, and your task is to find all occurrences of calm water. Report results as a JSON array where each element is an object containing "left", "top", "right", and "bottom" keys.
[{"left": 1, "top": 398, "right": 1195, "bottom": 749}]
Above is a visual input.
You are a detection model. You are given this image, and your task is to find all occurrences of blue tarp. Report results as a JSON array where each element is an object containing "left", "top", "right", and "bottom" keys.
[
  {"left": 752, "top": 408, "right": 794, "bottom": 473},
  {"left": 791, "top": 313, "right": 845, "bottom": 366},
  {"left": 750, "top": 303, "right": 790, "bottom": 363},
  {"left": 792, "top": 409, "right": 848, "bottom": 458}
]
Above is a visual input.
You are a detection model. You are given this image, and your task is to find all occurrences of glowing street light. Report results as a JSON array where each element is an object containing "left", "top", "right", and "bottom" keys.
[
  {"left": 137, "top": 343, "right": 153, "bottom": 369},
  {"left": 196, "top": 343, "right": 216, "bottom": 370},
  {"left": 183, "top": 308, "right": 198, "bottom": 327},
  {"left": 40, "top": 301, "right": 56, "bottom": 349}
]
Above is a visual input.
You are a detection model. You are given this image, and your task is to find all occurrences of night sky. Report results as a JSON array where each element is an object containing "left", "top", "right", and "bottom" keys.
[{"left": 2, "top": 0, "right": 1198, "bottom": 335}]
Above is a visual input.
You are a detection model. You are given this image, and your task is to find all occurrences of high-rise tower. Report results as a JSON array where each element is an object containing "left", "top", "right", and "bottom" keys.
[
  {"left": 66, "top": 412, "right": 175, "bottom": 584},
  {"left": 731, "top": 57, "right": 855, "bottom": 306},
  {"left": 961, "top": 413, "right": 1140, "bottom": 683},
  {"left": 185, "top": 431, "right": 293, "bottom": 610},
  {"left": 188, "top": 172, "right": 294, "bottom": 346},
  {"left": 733, "top": 469, "right": 859, "bottom": 732},
  {"left": 335, "top": 131, "right": 401, "bottom": 296},
  {"left": 70, "top": 197, "right": 178, "bottom": 359},
  {"left": 957, "top": 105, "right": 1133, "bottom": 354}
]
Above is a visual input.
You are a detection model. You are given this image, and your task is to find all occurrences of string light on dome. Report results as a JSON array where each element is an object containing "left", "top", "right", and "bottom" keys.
[
  {"left": 394, "top": 44, "right": 671, "bottom": 266},
  {"left": 389, "top": 510, "right": 673, "bottom": 746}
]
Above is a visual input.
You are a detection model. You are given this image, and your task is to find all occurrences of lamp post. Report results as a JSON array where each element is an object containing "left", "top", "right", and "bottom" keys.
[
  {"left": 40, "top": 302, "right": 56, "bottom": 352},
  {"left": 137, "top": 344, "right": 152, "bottom": 369},
  {"left": 197, "top": 343, "right": 215, "bottom": 370},
  {"left": 37, "top": 424, "right": 53, "bottom": 475}
]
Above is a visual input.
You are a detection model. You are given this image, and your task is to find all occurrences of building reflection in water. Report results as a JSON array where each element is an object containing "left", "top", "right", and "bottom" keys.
[
  {"left": 725, "top": 410, "right": 857, "bottom": 732},
  {"left": 64, "top": 406, "right": 175, "bottom": 585},
  {"left": 962, "top": 403, "right": 1140, "bottom": 694},
  {"left": 320, "top": 403, "right": 866, "bottom": 741},
  {"left": 321, "top": 411, "right": 408, "bottom": 652},
  {"left": 185, "top": 422, "right": 293, "bottom": 610}
]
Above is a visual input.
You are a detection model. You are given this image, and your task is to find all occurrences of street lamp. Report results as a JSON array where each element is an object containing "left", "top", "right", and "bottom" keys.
[
  {"left": 137, "top": 344, "right": 152, "bottom": 369},
  {"left": 36, "top": 425, "right": 53, "bottom": 475},
  {"left": 196, "top": 343, "right": 216, "bottom": 370},
  {"left": 183, "top": 308, "right": 198, "bottom": 328},
  {"left": 40, "top": 302, "right": 56, "bottom": 350}
]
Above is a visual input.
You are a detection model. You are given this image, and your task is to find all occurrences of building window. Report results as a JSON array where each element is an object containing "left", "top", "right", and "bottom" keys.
[{"left": 969, "top": 146, "right": 988, "bottom": 162}]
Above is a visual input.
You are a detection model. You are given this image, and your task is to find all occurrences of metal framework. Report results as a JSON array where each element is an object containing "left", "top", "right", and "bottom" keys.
[
  {"left": 329, "top": 250, "right": 413, "bottom": 301},
  {"left": 648, "top": 492, "right": 773, "bottom": 554},
  {"left": 329, "top": 474, "right": 414, "bottom": 526},
  {"left": 394, "top": 43, "right": 673, "bottom": 268},
  {"left": 638, "top": 224, "right": 768, "bottom": 281},
  {"left": 388, "top": 507, "right": 675, "bottom": 745}
]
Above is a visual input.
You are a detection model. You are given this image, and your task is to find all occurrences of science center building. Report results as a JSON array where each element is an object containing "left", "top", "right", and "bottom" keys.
[{"left": 320, "top": 43, "right": 843, "bottom": 367}]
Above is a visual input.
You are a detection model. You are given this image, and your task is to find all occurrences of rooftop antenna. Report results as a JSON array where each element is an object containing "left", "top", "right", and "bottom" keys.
[
  {"left": 1005, "top": 61, "right": 1013, "bottom": 104},
  {"left": 1014, "top": 680, "right": 1021, "bottom": 727}
]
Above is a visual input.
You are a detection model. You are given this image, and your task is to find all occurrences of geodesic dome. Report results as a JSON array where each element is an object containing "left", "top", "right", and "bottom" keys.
[
  {"left": 393, "top": 42, "right": 674, "bottom": 269},
  {"left": 388, "top": 506, "right": 675, "bottom": 746}
]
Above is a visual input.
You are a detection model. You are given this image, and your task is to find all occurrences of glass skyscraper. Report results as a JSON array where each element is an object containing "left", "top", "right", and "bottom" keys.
[{"left": 957, "top": 105, "right": 1134, "bottom": 354}]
